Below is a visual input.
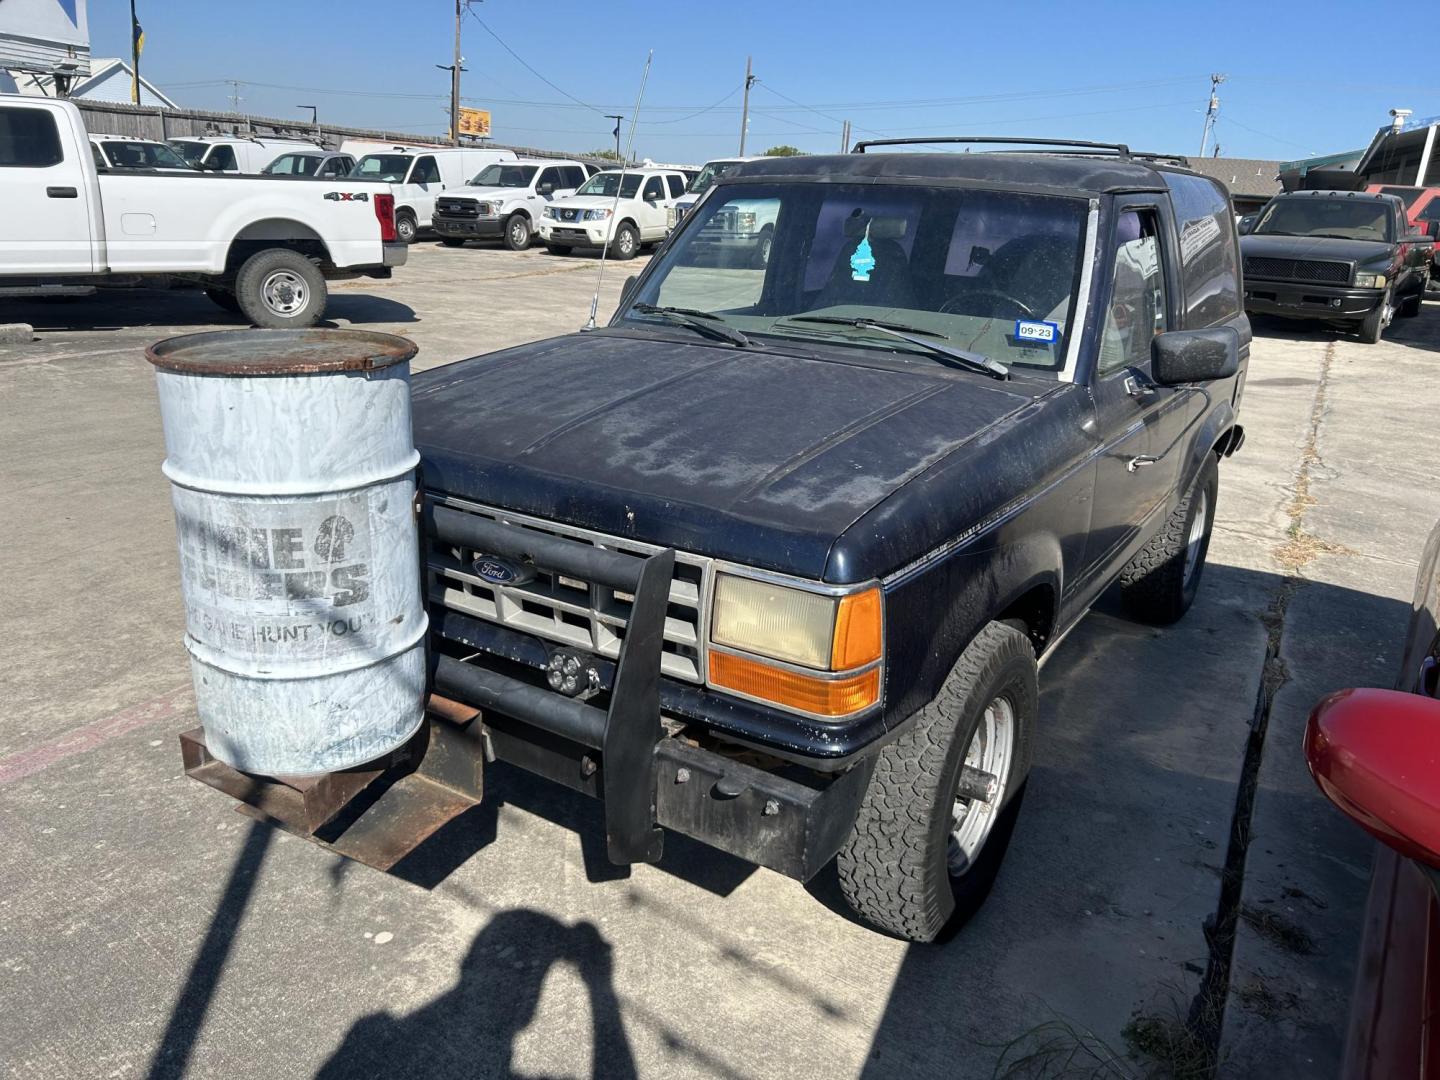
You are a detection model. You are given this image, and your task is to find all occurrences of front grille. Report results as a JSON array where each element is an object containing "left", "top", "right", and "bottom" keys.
[
  {"left": 436, "top": 198, "right": 479, "bottom": 218},
  {"left": 558, "top": 207, "right": 581, "bottom": 222},
  {"left": 426, "top": 496, "right": 710, "bottom": 683},
  {"left": 1244, "top": 256, "right": 1351, "bottom": 285}
]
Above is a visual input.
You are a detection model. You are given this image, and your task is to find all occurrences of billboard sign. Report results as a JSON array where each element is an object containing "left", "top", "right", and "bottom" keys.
[
  {"left": 458, "top": 107, "right": 491, "bottom": 139},
  {"left": 0, "top": 0, "right": 90, "bottom": 75}
]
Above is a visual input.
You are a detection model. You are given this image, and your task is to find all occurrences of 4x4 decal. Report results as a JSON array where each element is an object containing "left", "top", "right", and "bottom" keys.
[{"left": 323, "top": 191, "right": 369, "bottom": 202}]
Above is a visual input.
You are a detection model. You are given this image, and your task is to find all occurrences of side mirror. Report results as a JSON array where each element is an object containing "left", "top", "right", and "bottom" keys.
[
  {"left": 618, "top": 274, "right": 639, "bottom": 309},
  {"left": 203, "top": 160, "right": 225, "bottom": 172},
  {"left": 1306, "top": 688, "right": 1440, "bottom": 869},
  {"left": 1237, "top": 214, "right": 1257, "bottom": 236},
  {"left": 537, "top": 182, "right": 554, "bottom": 196},
  {"left": 1150, "top": 327, "right": 1240, "bottom": 385}
]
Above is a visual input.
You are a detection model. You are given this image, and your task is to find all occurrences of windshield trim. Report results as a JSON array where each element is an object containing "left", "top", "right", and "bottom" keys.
[{"left": 1059, "top": 199, "right": 1099, "bottom": 384}]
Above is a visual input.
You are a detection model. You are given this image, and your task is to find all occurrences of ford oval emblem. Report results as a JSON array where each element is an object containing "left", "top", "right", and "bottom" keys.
[{"left": 472, "top": 556, "right": 532, "bottom": 586}]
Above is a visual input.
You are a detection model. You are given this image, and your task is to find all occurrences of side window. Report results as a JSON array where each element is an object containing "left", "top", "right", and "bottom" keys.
[
  {"left": 91, "top": 142, "right": 108, "bottom": 169},
  {"left": 561, "top": 165, "right": 585, "bottom": 188},
  {"left": 208, "top": 144, "right": 237, "bottom": 171},
  {"left": 1166, "top": 173, "right": 1241, "bottom": 326},
  {"left": 1418, "top": 200, "right": 1440, "bottom": 224},
  {"left": 536, "top": 166, "right": 561, "bottom": 192},
  {"left": 666, "top": 174, "right": 686, "bottom": 198},
  {"left": 642, "top": 175, "right": 664, "bottom": 202},
  {"left": 1098, "top": 210, "right": 1167, "bottom": 376},
  {"left": 0, "top": 107, "right": 64, "bottom": 167},
  {"left": 410, "top": 156, "right": 440, "bottom": 184}
]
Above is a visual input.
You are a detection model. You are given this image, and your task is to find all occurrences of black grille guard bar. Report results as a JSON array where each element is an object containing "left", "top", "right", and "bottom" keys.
[{"left": 425, "top": 503, "right": 675, "bottom": 865}]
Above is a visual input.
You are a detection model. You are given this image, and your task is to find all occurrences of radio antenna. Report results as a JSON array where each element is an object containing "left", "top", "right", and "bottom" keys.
[{"left": 584, "top": 49, "right": 653, "bottom": 331}]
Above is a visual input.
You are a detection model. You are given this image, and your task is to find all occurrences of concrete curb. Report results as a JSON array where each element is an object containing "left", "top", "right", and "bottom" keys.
[{"left": 0, "top": 324, "right": 35, "bottom": 344}]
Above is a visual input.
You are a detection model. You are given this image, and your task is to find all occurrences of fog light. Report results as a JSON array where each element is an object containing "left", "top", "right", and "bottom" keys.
[
  {"left": 546, "top": 650, "right": 598, "bottom": 698},
  {"left": 1331, "top": 298, "right": 1342, "bottom": 308}
]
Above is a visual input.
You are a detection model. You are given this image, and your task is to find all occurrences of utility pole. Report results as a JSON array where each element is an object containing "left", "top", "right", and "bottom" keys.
[
  {"left": 450, "top": 0, "right": 462, "bottom": 144},
  {"left": 738, "top": 56, "right": 755, "bottom": 156},
  {"left": 1198, "top": 73, "right": 1226, "bottom": 159},
  {"left": 606, "top": 114, "right": 624, "bottom": 161},
  {"left": 226, "top": 80, "right": 244, "bottom": 112},
  {"left": 129, "top": 0, "right": 140, "bottom": 105},
  {"left": 840, "top": 119, "right": 851, "bottom": 153}
]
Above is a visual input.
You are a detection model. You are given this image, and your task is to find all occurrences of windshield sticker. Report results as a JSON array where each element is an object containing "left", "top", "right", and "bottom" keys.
[
  {"left": 1013, "top": 319, "right": 1059, "bottom": 344},
  {"left": 850, "top": 224, "right": 876, "bottom": 281}
]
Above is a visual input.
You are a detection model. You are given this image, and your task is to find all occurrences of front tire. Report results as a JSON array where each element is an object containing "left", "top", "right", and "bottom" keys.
[
  {"left": 751, "top": 225, "right": 774, "bottom": 269},
  {"left": 837, "top": 622, "right": 1037, "bottom": 942},
  {"left": 234, "top": 248, "right": 328, "bottom": 330},
  {"left": 503, "top": 213, "right": 533, "bottom": 251},
  {"left": 1118, "top": 452, "right": 1218, "bottom": 625},
  {"left": 395, "top": 211, "right": 418, "bottom": 245},
  {"left": 610, "top": 222, "right": 639, "bottom": 261},
  {"left": 1358, "top": 288, "right": 1392, "bottom": 343},
  {"left": 1399, "top": 279, "right": 1426, "bottom": 318}
]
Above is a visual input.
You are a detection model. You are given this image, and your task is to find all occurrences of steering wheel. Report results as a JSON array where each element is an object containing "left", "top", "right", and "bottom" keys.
[{"left": 938, "top": 289, "right": 1036, "bottom": 319}]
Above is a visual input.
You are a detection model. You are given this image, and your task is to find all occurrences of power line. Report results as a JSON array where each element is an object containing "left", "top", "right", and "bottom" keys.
[
  {"left": 1216, "top": 115, "right": 1315, "bottom": 154},
  {"left": 465, "top": 7, "right": 602, "bottom": 115},
  {"left": 645, "top": 85, "right": 742, "bottom": 125}
]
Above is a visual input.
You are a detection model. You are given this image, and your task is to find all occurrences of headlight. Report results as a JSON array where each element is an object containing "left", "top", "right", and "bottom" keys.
[
  {"left": 477, "top": 202, "right": 496, "bottom": 216},
  {"left": 737, "top": 211, "right": 757, "bottom": 231},
  {"left": 709, "top": 573, "right": 882, "bottom": 717},
  {"left": 666, "top": 207, "right": 678, "bottom": 227},
  {"left": 542, "top": 206, "right": 557, "bottom": 219},
  {"left": 584, "top": 208, "right": 612, "bottom": 221},
  {"left": 1354, "top": 272, "right": 1387, "bottom": 288}
]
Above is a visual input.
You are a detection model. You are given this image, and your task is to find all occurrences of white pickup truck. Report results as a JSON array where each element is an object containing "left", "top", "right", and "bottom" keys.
[{"left": 0, "top": 97, "right": 406, "bottom": 328}]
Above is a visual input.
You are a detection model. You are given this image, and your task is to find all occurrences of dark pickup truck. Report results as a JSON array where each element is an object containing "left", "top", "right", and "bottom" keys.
[
  {"left": 1240, "top": 189, "right": 1433, "bottom": 343},
  {"left": 398, "top": 139, "right": 1251, "bottom": 942}
]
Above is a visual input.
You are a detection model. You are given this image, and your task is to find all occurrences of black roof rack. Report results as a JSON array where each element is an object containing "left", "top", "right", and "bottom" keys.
[
  {"left": 1132, "top": 152, "right": 1191, "bottom": 167},
  {"left": 852, "top": 136, "right": 1133, "bottom": 158}
]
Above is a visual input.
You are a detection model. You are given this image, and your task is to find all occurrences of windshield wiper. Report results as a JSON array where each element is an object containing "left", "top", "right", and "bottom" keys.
[
  {"left": 777, "top": 315, "right": 1009, "bottom": 380},
  {"left": 630, "top": 304, "right": 751, "bottom": 347}
]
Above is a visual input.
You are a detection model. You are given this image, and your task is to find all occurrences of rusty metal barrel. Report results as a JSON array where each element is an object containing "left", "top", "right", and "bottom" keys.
[{"left": 148, "top": 329, "right": 428, "bottom": 777}]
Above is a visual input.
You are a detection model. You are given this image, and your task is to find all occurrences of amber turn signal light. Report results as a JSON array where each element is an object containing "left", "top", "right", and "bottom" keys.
[
  {"left": 831, "top": 588, "right": 883, "bottom": 670},
  {"left": 710, "top": 651, "right": 880, "bottom": 717}
]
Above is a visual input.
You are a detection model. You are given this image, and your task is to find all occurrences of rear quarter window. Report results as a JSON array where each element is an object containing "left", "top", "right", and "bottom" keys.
[
  {"left": 1166, "top": 173, "right": 1241, "bottom": 327},
  {"left": 0, "top": 108, "right": 64, "bottom": 167}
]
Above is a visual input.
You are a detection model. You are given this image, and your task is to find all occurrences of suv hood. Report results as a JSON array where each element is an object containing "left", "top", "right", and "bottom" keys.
[
  {"left": 412, "top": 331, "right": 1035, "bottom": 580},
  {"left": 1242, "top": 233, "right": 1396, "bottom": 266},
  {"left": 552, "top": 194, "right": 639, "bottom": 211},
  {"left": 444, "top": 184, "right": 527, "bottom": 199}
]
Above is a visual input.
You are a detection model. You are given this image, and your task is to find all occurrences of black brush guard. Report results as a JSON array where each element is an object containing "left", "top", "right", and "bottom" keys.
[{"left": 180, "top": 502, "right": 871, "bottom": 879}]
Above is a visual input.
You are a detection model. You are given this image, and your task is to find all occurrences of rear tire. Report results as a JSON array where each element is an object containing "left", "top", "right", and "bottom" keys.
[
  {"left": 1358, "top": 288, "right": 1392, "bottom": 343},
  {"left": 837, "top": 622, "right": 1037, "bottom": 942},
  {"left": 1118, "top": 452, "right": 1218, "bottom": 625},
  {"left": 234, "top": 248, "right": 328, "bottom": 330},
  {"left": 610, "top": 222, "right": 639, "bottom": 261},
  {"left": 395, "top": 211, "right": 418, "bottom": 245},
  {"left": 440, "top": 238, "right": 467, "bottom": 248},
  {"left": 545, "top": 243, "right": 573, "bottom": 256},
  {"left": 1399, "top": 280, "right": 1426, "bottom": 318},
  {"left": 203, "top": 287, "right": 242, "bottom": 314},
  {"left": 503, "top": 213, "right": 533, "bottom": 251}
]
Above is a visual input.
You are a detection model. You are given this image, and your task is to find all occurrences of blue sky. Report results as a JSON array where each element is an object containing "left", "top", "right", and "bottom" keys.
[{"left": 91, "top": 0, "right": 1436, "bottom": 165}]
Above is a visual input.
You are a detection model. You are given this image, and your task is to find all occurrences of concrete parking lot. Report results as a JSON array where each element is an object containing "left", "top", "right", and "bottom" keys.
[{"left": 2, "top": 242, "right": 1437, "bottom": 1079}]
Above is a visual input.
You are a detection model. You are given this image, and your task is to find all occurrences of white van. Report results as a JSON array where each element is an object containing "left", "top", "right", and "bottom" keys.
[
  {"left": 348, "top": 147, "right": 518, "bottom": 243},
  {"left": 168, "top": 136, "right": 320, "bottom": 175}
]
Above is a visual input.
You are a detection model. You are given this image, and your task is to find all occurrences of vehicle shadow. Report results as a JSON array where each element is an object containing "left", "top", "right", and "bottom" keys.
[
  {"left": 1248, "top": 303, "right": 1440, "bottom": 350},
  {"left": 314, "top": 908, "right": 637, "bottom": 1080},
  {"left": 0, "top": 288, "right": 417, "bottom": 332},
  {"left": 850, "top": 562, "right": 1410, "bottom": 1077}
]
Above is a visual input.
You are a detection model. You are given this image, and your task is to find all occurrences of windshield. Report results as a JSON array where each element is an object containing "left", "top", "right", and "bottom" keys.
[
  {"left": 169, "top": 141, "right": 208, "bottom": 166},
  {"left": 577, "top": 172, "right": 642, "bottom": 199},
  {"left": 352, "top": 154, "right": 412, "bottom": 182},
  {"left": 1255, "top": 197, "right": 1393, "bottom": 242},
  {"left": 100, "top": 140, "right": 192, "bottom": 169},
  {"left": 263, "top": 153, "right": 321, "bottom": 176},
  {"left": 622, "top": 181, "right": 1088, "bottom": 373},
  {"left": 470, "top": 163, "right": 538, "bottom": 188},
  {"left": 688, "top": 160, "right": 742, "bottom": 195}
]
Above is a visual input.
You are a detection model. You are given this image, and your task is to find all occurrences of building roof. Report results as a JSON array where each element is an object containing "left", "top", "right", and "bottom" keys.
[
  {"left": 1185, "top": 157, "right": 1281, "bottom": 196},
  {"left": 7, "top": 57, "right": 178, "bottom": 109}
]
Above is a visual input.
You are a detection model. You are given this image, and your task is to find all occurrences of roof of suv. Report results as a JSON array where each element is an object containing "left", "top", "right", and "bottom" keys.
[{"left": 728, "top": 151, "right": 1202, "bottom": 196}]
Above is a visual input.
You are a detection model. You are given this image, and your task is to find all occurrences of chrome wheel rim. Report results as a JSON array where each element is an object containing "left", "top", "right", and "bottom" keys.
[
  {"left": 1183, "top": 488, "right": 1208, "bottom": 586},
  {"left": 758, "top": 234, "right": 772, "bottom": 265},
  {"left": 948, "top": 696, "right": 1015, "bottom": 876},
  {"left": 619, "top": 231, "right": 635, "bottom": 254},
  {"left": 397, "top": 218, "right": 414, "bottom": 241},
  {"left": 510, "top": 219, "right": 527, "bottom": 245},
  {"left": 260, "top": 270, "right": 307, "bottom": 316}
]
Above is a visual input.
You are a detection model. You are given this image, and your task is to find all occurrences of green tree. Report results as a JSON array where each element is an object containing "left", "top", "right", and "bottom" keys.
[
  {"left": 587, "top": 148, "right": 622, "bottom": 161},
  {"left": 763, "top": 145, "right": 805, "bottom": 157}
]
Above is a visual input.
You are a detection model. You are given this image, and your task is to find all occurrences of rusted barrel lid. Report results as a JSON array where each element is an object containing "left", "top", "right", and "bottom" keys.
[{"left": 147, "top": 328, "right": 418, "bottom": 376}]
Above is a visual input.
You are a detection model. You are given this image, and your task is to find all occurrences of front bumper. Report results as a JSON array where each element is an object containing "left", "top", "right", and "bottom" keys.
[
  {"left": 1243, "top": 279, "right": 1382, "bottom": 320},
  {"left": 433, "top": 215, "right": 503, "bottom": 239},
  {"left": 539, "top": 222, "right": 609, "bottom": 247}
]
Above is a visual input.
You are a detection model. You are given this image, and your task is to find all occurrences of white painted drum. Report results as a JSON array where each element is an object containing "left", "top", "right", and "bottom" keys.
[{"left": 148, "top": 329, "right": 428, "bottom": 776}]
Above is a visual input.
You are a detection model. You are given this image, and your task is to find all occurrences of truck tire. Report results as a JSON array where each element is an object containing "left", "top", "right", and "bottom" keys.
[
  {"left": 503, "top": 213, "right": 533, "bottom": 251},
  {"left": 837, "top": 622, "right": 1037, "bottom": 942},
  {"left": 234, "top": 249, "right": 328, "bottom": 330},
  {"left": 1118, "top": 452, "right": 1218, "bottom": 625},
  {"left": 203, "top": 287, "right": 242, "bottom": 314},
  {"left": 1358, "top": 288, "right": 1392, "bottom": 344},
  {"left": 395, "top": 210, "right": 418, "bottom": 245},
  {"left": 546, "top": 243, "right": 573, "bottom": 256},
  {"left": 751, "top": 225, "right": 774, "bottom": 269},
  {"left": 440, "top": 238, "right": 467, "bottom": 248},
  {"left": 610, "top": 222, "right": 639, "bottom": 261}
]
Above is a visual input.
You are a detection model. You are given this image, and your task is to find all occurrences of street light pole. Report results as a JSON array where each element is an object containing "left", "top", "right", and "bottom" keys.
[
  {"left": 738, "top": 56, "right": 754, "bottom": 156},
  {"left": 451, "top": 0, "right": 462, "bottom": 144},
  {"left": 606, "top": 114, "right": 624, "bottom": 162}
]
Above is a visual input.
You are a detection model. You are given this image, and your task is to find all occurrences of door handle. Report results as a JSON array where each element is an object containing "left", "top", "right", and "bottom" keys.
[
  {"left": 1127, "top": 455, "right": 1159, "bottom": 472},
  {"left": 46, "top": 186, "right": 78, "bottom": 199}
]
